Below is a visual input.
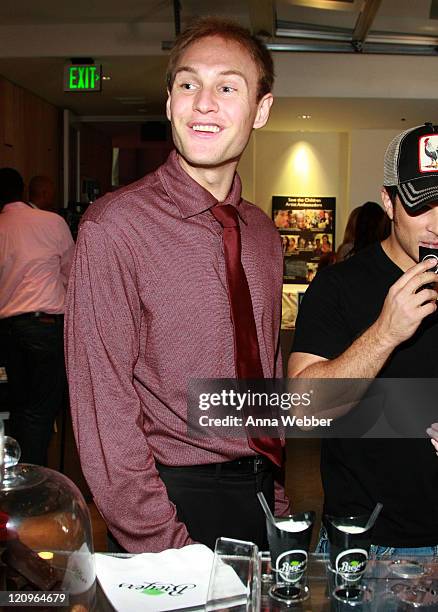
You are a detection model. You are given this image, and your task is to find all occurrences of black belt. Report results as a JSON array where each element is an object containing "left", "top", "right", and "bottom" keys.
[
  {"left": 156, "top": 455, "right": 272, "bottom": 475},
  {"left": 3, "top": 312, "right": 64, "bottom": 323}
]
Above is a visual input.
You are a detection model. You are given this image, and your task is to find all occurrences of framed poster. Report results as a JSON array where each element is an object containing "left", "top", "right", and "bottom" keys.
[{"left": 272, "top": 195, "right": 336, "bottom": 284}]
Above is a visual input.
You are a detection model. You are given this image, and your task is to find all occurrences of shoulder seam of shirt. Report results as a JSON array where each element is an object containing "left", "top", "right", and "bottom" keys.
[
  {"left": 80, "top": 217, "right": 132, "bottom": 244},
  {"left": 83, "top": 172, "right": 162, "bottom": 224},
  {"left": 79, "top": 218, "right": 137, "bottom": 259},
  {"left": 79, "top": 217, "right": 141, "bottom": 287}
]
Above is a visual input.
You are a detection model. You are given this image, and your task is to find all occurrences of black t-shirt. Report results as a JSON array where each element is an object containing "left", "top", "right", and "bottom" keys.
[{"left": 292, "top": 242, "right": 438, "bottom": 547}]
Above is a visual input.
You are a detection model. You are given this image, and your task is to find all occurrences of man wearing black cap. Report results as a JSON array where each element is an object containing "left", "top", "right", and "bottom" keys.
[{"left": 289, "top": 123, "right": 438, "bottom": 556}]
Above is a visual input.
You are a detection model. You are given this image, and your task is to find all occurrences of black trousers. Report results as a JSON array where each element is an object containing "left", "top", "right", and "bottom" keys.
[
  {"left": 156, "top": 457, "right": 275, "bottom": 551},
  {"left": 0, "top": 315, "right": 66, "bottom": 466},
  {"left": 107, "top": 457, "right": 276, "bottom": 553}
]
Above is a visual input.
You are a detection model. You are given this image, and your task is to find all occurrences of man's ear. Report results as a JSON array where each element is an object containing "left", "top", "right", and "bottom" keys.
[
  {"left": 253, "top": 93, "right": 273, "bottom": 130},
  {"left": 166, "top": 89, "right": 171, "bottom": 122},
  {"left": 381, "top": 187, "right": 394, "bottom": 221}
]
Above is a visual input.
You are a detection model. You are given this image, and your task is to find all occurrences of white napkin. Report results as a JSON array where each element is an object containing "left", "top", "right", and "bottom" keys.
[
  {"left": 61, "top": 543, "right": 95, "bottom": 595},
  {"left": 95, "top": 544, "right": 245, "bottom": 611}
]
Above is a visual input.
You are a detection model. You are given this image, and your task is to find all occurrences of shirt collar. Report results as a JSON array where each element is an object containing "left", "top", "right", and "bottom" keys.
[
  {"left": 1, "top": 201, "right": 30, "bottom": 212},
  {"left": 158, "top": 149, "right": 247, "bottom": 223}
]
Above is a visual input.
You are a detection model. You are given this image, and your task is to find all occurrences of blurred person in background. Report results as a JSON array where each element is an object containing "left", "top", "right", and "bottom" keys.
[
  {"left": 28, "top": 175, "right": 57, "bottom": 212},
  {"left": 317, "top": 251, "right": 336, "bottom": 274},
  {"left": 0, "top": 168, "right": 74, "bottom": 465},
  {"left": 351, "top": 201, "right": 391, "bottom": 255},
  {"left": 336, "top": 205, "right": 361, "bottom": 262}
]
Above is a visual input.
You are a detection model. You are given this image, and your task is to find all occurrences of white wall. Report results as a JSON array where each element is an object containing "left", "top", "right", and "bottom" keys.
[
  {"left": 236, "top": 126, "right": 406, "bottom": 327},
  {"left": 348, "top": 128, "right": 400, "bottom": 211},
  {"left": 253, "top": 130, "right": 348, "bottom": 246},
  {"left": 237, "top": 133, "right": 255, "bottom": 203},
  {"left": 273, "top": 53, "right": 438, "bottom": 100},
  {"left": 239, "top": 127, "right": 403, "bottom": 242},
  {"left": 238, "top": 129, "right": 351, "bottom": 325}
]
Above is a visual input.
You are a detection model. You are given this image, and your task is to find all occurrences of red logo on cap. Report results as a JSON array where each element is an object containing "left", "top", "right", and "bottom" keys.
[{"left": 419, "top": 134, "right": 438, "bottom": 173}]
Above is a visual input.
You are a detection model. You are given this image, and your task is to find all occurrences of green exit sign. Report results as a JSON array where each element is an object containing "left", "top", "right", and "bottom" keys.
[{"left": 64, "top": 64, "right": 102, "bottom": 92}]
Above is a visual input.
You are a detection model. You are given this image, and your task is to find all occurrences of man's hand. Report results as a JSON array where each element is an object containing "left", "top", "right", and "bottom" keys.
[
  {"left": 427, "top": 423, "right": 438, "bottom": 456},
  {"left": 374, "top": 258, "right": 438, "bottom": 351},
  {"left": 289, "top": 258, "right": 437, "bottom": 382}
]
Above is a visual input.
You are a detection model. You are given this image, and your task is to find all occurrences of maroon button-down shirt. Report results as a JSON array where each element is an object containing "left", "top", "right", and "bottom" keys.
[{"left": 65, "top": 151, "right": 289, "bottom": 552}]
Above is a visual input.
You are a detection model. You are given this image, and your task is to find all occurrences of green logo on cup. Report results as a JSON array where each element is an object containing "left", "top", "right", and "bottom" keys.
[
  {"left": 276, "top": 550, "right": 308, "bottom": 583},
  {"left": 335, "top": 549, "right": 368, "bottom": 582}
]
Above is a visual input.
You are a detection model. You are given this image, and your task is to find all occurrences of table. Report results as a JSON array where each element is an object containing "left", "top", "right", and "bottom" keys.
[{"left": 95, "top": 553, "right": 438, "bottom": 611}]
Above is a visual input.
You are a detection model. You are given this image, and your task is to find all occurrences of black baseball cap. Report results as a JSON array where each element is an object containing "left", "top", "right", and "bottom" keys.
[{"left": 384, "top": 122, "right": 438, "bottom": 211}]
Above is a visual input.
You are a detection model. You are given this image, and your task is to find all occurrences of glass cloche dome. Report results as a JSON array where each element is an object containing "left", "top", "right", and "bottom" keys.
[{"left": 0, "top": 424, "right": 96, "bottom": 610}]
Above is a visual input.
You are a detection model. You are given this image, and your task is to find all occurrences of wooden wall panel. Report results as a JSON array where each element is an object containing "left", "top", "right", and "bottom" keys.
[
  {"left": 0, "top": 75, "right": 61, "bottom": 202},
  {"left": 80, "top": 124, "right": 112, "bottom": 198},
  {"left": 117, "top": 143, "right": 173, "bottom": 187},
  {"left": 2, "top": 79, "right": 22, "bottom": 148}
]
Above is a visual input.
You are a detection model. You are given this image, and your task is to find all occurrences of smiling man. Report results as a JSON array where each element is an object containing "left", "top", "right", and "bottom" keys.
[
  {"left": 289, "top": 123, "right": 438, "bottom": 557},
  {"left": 65, "top": 18, "right": 289, "bottom": 553}
]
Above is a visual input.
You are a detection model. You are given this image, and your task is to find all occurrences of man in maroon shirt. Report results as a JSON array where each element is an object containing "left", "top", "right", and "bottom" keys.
[{"left": 65, "top": 17, "right": 290, "bottom": 553}]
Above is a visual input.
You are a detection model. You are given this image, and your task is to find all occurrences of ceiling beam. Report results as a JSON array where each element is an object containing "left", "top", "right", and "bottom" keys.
[
  {"left": 352, "top": 0, "right": 383, "bottom": 48},
  {"left": 283, "top": 0, "right": 359, "bottom": 8},
  {"left": 276, "top": 21, "right": 352, "bottom": 42},
  {"left": 248, "top": 0, "right": 275, "bottom": 37},
  {"left": 268, "top": 40, "right": 438, "bottom": 55},
  {"left": 0, "top": 22, "right": 169, "bottom": 57},
  {"left": 430, "top": 0, "right": 438, "bottom": 20}
]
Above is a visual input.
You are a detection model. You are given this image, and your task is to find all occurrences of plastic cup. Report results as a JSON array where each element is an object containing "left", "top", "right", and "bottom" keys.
[
  {"left": 324, "top": 514, "right": 373, "bottom": 585},
  {"left": 266, "top": 511, "right": 315, "bottom": 603}
]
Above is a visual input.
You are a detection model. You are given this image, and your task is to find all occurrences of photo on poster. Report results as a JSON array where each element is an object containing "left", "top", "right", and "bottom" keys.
[
  {"left": 282, "top": 235, "right": 299, "bottom": 254},
  {"left": 273, "top": 196, "right": 336, "bottom": 284},
  {"left": 306, "top": 262, "right": 318, "bottom": 283}
]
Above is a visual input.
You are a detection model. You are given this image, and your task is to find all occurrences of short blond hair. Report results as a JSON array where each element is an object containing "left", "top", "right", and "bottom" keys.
[{"left": 166, "top": 17, "right": 274, "bottom": 102}]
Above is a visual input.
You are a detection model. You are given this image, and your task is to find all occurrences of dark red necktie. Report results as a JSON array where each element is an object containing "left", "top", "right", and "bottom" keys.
[{"left": 211, "top": 204, "right": 283, "bottom": 467}]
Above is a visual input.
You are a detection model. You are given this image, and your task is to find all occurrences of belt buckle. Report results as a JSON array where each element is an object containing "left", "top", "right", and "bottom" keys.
[{"left": 254, "top": 456, "right": 263, "bottom": 473}]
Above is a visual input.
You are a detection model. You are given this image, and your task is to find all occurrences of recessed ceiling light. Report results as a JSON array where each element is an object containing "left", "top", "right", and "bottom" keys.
[
  {"left": 298, "top": 114, "right": 312, "bottom": 119},
  {"left": 102, "top": 75, "right": 111, "bottom": 81},
  {"left": 115, "top": 96, "right": 147, "bottom": 105}
]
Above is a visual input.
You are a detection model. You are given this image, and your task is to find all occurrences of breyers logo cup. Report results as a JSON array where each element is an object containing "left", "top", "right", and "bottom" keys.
[
  {"left": 266, "top": 511, "right": 315, "bottom": 605},
  {"left": 335, "top": 549, "right": 368, "bottom": 582},
  {"left": 266, "top": 511, "right": 314, "bottom": 588},
  {"left": 324, "top": 514, "right": 373, "bottom": 585},
  {"left": 276, "top": 550, "right": 307, "bottom": 583}
]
